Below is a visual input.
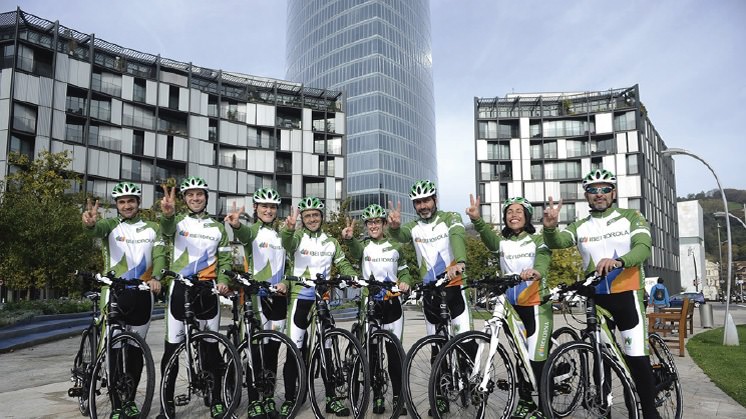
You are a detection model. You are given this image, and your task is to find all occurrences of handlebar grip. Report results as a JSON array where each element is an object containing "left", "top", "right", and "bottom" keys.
[
  {"left": 223, "top": 270, "right": 238, "bottom": 278},
  {"left": 161, "top": 269, "right": 178, "bottom": 278}
]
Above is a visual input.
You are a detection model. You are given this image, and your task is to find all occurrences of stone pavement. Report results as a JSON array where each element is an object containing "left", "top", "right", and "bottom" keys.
[{"left": 0, "top": 304, "right": 744, "bottom": 418}]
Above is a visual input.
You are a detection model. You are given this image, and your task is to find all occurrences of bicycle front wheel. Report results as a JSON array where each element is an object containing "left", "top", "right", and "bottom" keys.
[
  {"left": 429, "top": 331, "right": 516, "bottom": 419},
  {"left": 160, "top": 331, "right": 242, "bottom": 419},
  {"left": 540, "top": 341, "right": 639, "bottom": 419},
  {"left": 649, "top": 333, "right": 682, "bottom": 419},
  {"left": 70, "top": 326, "right": 96, "bottom": 416},
  {"left": 550, "top": 326, "right": 581, "bottom": 351},
  {"left": 367, "top": 329, "right": 406, "bottom": 418},
  {"left": 89, "top": 331, "right": 155, "bottom": 419},
  {"left": 403, "top": 334, "right": 448, "bottom": 419},
  {"left": 235, "top": 329, "right": 307, "bottom": 418},
  {"left": 308, "top": 328, "right": 370, "bottom": 419}
]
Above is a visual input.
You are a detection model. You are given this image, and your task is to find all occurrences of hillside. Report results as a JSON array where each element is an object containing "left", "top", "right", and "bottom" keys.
[{"left": 678, "top": 189, "right": 746, "bottom": 262}]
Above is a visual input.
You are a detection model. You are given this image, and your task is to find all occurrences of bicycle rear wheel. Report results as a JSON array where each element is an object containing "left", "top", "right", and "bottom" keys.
[
  {"left": 429, "top": 331, "right": 516, "bottom": 419},
  {"left": 540, "top": 341, "right": 639, "bottom": 419},
  {"left": 235, "top": 329, "right": 307, "bottom": 418},
  {"left": 649, "top": 333, "right": 682, "bottom": 419},
  {"left": 368, "top": 329, "right": 406, "bottom": 418},
  {"left": 403, "top": 334, "right": 447, "bottom": 419},
  {"left": 308, "top": 328, "right": 370, "bottom": 419},
  {"left": 70, "top": 326, "right": 96, "bottom": 416},
  {"left": 550, "top": 326, "right": 581, "bottom": 351},
  {"left": 160, "top": 330, "right": 242, "bottom": 419},
  {"left": 89, "top": 331, "right": 155, "bottom": 419}
]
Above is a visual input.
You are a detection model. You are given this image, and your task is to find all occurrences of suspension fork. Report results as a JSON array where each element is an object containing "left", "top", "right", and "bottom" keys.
[
  {"left": 586, "top": 299, "right": 610, "bottom": 409},
  {"left": 476, "top": 297, "right": 506, "bottom": 392}
]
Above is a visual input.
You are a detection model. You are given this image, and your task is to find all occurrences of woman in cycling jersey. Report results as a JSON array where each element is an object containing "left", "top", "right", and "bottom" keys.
[
  {"left": 466, "top": 194, "right": 552, "bottom": 419},
  {"left": 280, "top": 196, "right": 359, "bottom": 417},
  {"left": 341, "top": 204, "right": 412, "bottom": 416},
  {"left": 224, "top": 187, "right": 288, "bottom": 418}
]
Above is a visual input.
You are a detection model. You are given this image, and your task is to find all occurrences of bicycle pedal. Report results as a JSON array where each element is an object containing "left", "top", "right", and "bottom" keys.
[
  {"left": 68, "top": 386, "right": 84, "bottom": 397},
  {"left": 175, "top": 394, "right": 190, "bottom": 406},
  {"left": 496, "top": 379, "right": 511, "bottom": 391}
]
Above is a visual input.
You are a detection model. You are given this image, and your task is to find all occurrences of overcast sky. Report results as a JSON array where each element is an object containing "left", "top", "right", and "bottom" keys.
[{"left": 9, "top": 0, "right": 745, "bottom": 214}]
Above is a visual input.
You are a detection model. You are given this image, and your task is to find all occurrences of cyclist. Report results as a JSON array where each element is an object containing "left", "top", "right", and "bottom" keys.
[
  {"left": 466, "top": 194, "right": 552, "bottom": 419},
  {"left": 341, "top": 203, "right": 412, "bottom": 416},
  {"left": 280, "top": 196, "right": 359, "bottom": 417},
  {"left": 387, "top": 180, "right": 470, "bottom": 336},
  {"left": 158, "top": 176, "right": 233, "bottom": 419},
  {"left": 224, "top": 187, "right": 288, "bottom": 419},
  {"left": 82, "top": 182, "right": 165, "bottom": 419},
  {"left": 542, "top": 168, "right": 658, "bottom": 419}
]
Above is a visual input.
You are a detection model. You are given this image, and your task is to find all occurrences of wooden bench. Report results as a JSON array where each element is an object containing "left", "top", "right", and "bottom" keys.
[{"left": 647, "top": 298, "right": 691, "bottom": 357}]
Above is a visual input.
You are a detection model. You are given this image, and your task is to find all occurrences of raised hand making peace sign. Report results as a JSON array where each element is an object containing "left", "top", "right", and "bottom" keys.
[
  {"left": 465, "top": 193, "right": 481, "bottom": 221},
  {"left": 82, "top": 198, "right": 100, "bottom": 227},
  {"left": 341, "top": 217, "right": 356, "bottom": 240},
  {"left": 160, "top": 184, "right": 177, "bottom": 217},
  {"left": 543, "top": 196, "right": 563, "bottom": 229},
  {"left": 224, "top": 203, "right": 245, "bottom": 229},
  {"left": 284, "top": 208, "right": 299, "bottom": 231},
  {"left": 386, "top": 200, "right": 402, "bottom": 229}
]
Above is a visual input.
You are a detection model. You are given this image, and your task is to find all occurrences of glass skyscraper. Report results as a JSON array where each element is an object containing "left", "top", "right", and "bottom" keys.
[{"left": 286, "top": 0, "right": 437, "bottom": 218}]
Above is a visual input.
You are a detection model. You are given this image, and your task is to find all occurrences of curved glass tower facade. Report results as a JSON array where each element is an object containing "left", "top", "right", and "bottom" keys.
[{"left": 286, "top": 0, "right": 437, "bottom": 218}]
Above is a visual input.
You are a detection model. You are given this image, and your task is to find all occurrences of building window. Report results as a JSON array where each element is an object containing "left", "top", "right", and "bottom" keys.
[
  {"left": 13, "top": 103, "right": 37, "bottom": 133},
  {"left": 487, "top": 142, "right": 510, "bottom": 160},
  {"left": 10, "top": 135, "right": 34, "bottom": 159},
  {"left": 133, "top": 131, "right": 145, "bottom": 156},
  {"left": 133, "top": 78, "right": 146, "bottom": 102},
  {"left": 627, "top": 154, "right": 639, "bottom": 175}
]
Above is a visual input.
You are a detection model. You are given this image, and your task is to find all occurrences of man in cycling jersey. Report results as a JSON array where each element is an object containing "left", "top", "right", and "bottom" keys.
[
  {"left": 224, "top": 187, "right": 288, "bottom": 419},
  {"left": 280, "top": 196, "right": 359, "bottom": 417},
  {"left": 542, "top": 168, "right": 658, "bottom": 419},
  {"left": 158, "top": 177, "right": 232, "bottom": 419},
  {"left": 341, "top": 203, "right": 412, "bottom": 416},
  {"left": 387, "top": 180, "right": 470, "bottom": 337},
  {"left": 82, "top": 182, "right": 165, "bottom": 419}
]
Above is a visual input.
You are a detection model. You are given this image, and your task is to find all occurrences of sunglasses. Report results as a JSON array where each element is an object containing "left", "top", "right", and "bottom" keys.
[{"left": 586, "top": 186, "right": 614, "bottom": 194}]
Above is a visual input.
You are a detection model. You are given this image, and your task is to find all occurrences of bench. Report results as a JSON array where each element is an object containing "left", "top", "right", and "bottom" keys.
[{"left": 647, "top": 298, "right": 691, "bottom": 357}]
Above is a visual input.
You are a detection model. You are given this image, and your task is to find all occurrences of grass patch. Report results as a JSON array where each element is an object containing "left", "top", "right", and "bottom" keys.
[
  {"left": 0, "top": 298, "right": 93, "bottom": 327},
  {"left": 687, "top": 325, "right": 746, "bottom": 407}
]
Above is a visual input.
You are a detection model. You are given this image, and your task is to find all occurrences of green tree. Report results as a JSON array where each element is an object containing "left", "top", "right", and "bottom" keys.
[
  {"left": 0, "top": 151, "right": 99, "bottom": 299},
  {"left": 546, "top": 247, "right": 584, "bottom": 288},
  {"left": 464, "top": 235, "right": 498, "bottom": 280}
]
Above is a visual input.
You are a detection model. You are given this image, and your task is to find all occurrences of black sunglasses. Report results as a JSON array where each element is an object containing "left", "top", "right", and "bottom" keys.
[{"left": 586, "top": 186, "right": 614, "bottom": 194}]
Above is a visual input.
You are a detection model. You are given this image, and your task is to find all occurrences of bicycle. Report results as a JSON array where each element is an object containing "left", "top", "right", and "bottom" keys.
[
  {"left": 69, "top": 271, "right": 156, "bottom": 419},
  {"left": 223, "top": 269, "right": 307, "bottom": 418},
  {"left": 402, "top": 272, "right": 462, "bottom": 419},
  {"left": 539, "top": 273, "right": 643, "bottom": 419},
  {"left": 159, "top": 270, "right": 242, "bottom": 419},
  {"left": 349, "top": 275, "right": 407, "bottom": 417},
  {"left": 286, "top": 273, "right": 370, "bottom": 419},
  {"left": 428, "top": 274, "right": 580, "bottom": 418}
]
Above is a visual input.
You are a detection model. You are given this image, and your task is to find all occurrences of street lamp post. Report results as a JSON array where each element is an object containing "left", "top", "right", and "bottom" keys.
[
  {"left": 661, "top": 147, "right": 737, "bottom": 345},
  {"left": 688, "top": 246, "right": 699, "bottom": 292}
]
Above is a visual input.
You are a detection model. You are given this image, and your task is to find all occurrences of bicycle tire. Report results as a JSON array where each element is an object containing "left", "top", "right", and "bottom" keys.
[
  {"left": 367, "top": 329, "right": 406, "bottom": 418},
  {"left": 234, "top": 329, "right": 307, "bottom": 418},
  {"left": 160, "top": 330, "right": 242, "bottom": 419},
  {"left": 648, "top": 333, "right": 682, "bottom": 419},
  {"left": 550, "top": 326, "right": 581, "bottom": 351},
  {"left": 70, "top": 326, "right": 96, "bottom": 416},
  {"left": 403, "top": 334, "right": 448, "bottom": 419},
  {"left": 89, "top": 331, "right": 155, "bottom": 419},
  {"left": 428, "top": 330, "right": 516, "bottom": 419},
  {"left": 307, "top": 327, "right": 370, "bottom": 419},
  {"left": 540, "top": 341, "right": 640, "bottom": 419}
]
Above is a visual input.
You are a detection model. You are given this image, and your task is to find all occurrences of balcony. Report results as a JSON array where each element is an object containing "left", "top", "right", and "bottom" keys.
[
  {"left": 12, "top": 115, "right": 36, "bottom": 133},
  {"left": 276, "top": 161, "right": 292, "bottom": 174},
  {"left": 91, "top": 79, "right": 122, "bottom": 97},
  {"left": 159, "top": 120, "right": 187, "bottom": 136},
  {"left": 219, "top": 155, "right": 247, "bottom": 170},
  {"left": 89, "top": 134, "right": 121, "bottom": 152},
  {"left": 89, "top": 104, "right": 111, "bottom": 122},
  {"left": 123, "top": 113, "right": 156, "bottom": 130}
]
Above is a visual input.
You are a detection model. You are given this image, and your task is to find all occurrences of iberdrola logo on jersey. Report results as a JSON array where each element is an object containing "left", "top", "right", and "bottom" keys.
[
  {"left": 365, "top": 255, "right": 397, "bottom": 262},
  {"left": 179, "top": 231, "right": 190, "bottom": 237},
  {"left": 259, "top": 242, "right": 269, "bottom": 248},
  {"left": 415, "top": 234, "right": 447, "bottom": 244},
  {"left": 178, "top": 230, "right": 218, "bottom": 240},
  {"left": 300, "top": 248, "right": 334, "bottom": 257},
  {"left": 115, "top": 236, "right": 126, "bottom": 242},
  {"left": 259, "top": 242, "right": 283, "bottom": 250}
]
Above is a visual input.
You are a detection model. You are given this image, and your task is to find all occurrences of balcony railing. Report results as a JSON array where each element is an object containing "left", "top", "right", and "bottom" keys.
[
  {"left": 13, "top": 115, "right": 36, "bottom": 133},
  {"left": 276, "top": 161, "right": 292, "bottom": 173},
  {"left": 90, "top": 105, "right": 111, "bottom": 122},
  {"left": 91, "top": 79, "right": 122, "bottom": 97},
  {"left": 89, "top": 134, "right": 122, "bottom": 152},
  {"left": 159, "top": 120, "right": 187, "bottom": 136},
  {"left": 123, "top": 113, "right": 156, "bottom": 130},
  {"left": 219, "top": 155, "right": 247, "bottom": 170}
]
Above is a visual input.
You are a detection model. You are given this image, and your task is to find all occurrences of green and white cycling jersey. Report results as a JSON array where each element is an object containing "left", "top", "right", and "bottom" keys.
[
  {"left": 543, "top": 207, "right": 652, "bottom": 294},
  {"left": 346, "top": 236, "right": 412, "bottom": 301},
  {"left": 161, "top": 212, "right": 231, "bottom": 285},
  {"left": 85, "top": 216, "right": 166, "bottom": 280},
  {"left": 472, "top": 217, "right": 550, "bottom": 306},
  {"left": 233, "top": 221, "right": 286, "bottom": 285},
  {"left": 389, "top": 210, "right": 467, "bottom": 284},
  {"left": 280, "top": 227, "right": 357, "bottom": 300}
]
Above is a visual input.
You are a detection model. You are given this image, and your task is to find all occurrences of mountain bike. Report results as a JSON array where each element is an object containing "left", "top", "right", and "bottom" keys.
[
  {"left": 159, "top": 270, "right": 242, "bottom": 419},
  {"left": 349, "top": 275, "right": 407, "bottom": 417},
  {"left": 539, "top": 273, "right": 642, "bottom": 419},
  {"left": 69, "top": 271, "right": 155, "bottom": 419},
  {"left": 428, "top": 274, "right": 579, "bottom": 418},
  {"left": 287, "top": 273, "right": 370, "bottom": 419},
  {"left": 223, "top": 270, "right": 307, "bottom": 419}
]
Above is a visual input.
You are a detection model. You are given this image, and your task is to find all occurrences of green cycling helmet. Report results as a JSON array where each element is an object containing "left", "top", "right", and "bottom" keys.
[
  {"left": 582, "top": 169, "right": 617, "bottom": 189},
  {"left": 180, "top": 176, "right": 209, "bottom": 192},
  {"left": 409, "top": 180, "right": 437, "bottom": 200},
  {"left": 503, "top": 197, "right": 533, "bottom": 216},
  {"left": 298, "top": 196, "right": 325, "bottom": 212},
  {"left": 361, "top": 204, "right": 387, "bottom": 221},
  {"left": 111, "top": 182, "right": 142, "bottom": 199},
  {"left": 253, "top": 187, "right": 281, "bottom": 204}
]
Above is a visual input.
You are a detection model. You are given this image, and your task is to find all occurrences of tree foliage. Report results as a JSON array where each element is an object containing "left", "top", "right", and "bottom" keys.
[
  {"left": 0, "top": 151, "right": 99, "bottom": 297},
  {"left": 547, "top": 247, "right": 584, "bottom": 288}
]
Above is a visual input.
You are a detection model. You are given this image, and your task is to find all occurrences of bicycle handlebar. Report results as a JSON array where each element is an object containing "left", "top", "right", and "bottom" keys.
[
  {"left": 161, "top": 269, "right": 219, "bottom": 295},
  {"left": 541, "top": 270, "right": 616, "bottom": 305},
  {"left": 284, "top": 273, "right": 359, "bottom": 290},
  {"left": 222, "top": 270, "right": 280, "bottom": 295},
  {"left": 467, "top": 274, "right": 524, "bottom": 294},
  {"left": 76, "top": 270, "right": 150, "bottom": 291}
]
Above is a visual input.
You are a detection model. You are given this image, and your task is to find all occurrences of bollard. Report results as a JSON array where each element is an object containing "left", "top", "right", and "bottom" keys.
[{"left": 699, "top": 303, "right": 714, "bottom": 328}]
